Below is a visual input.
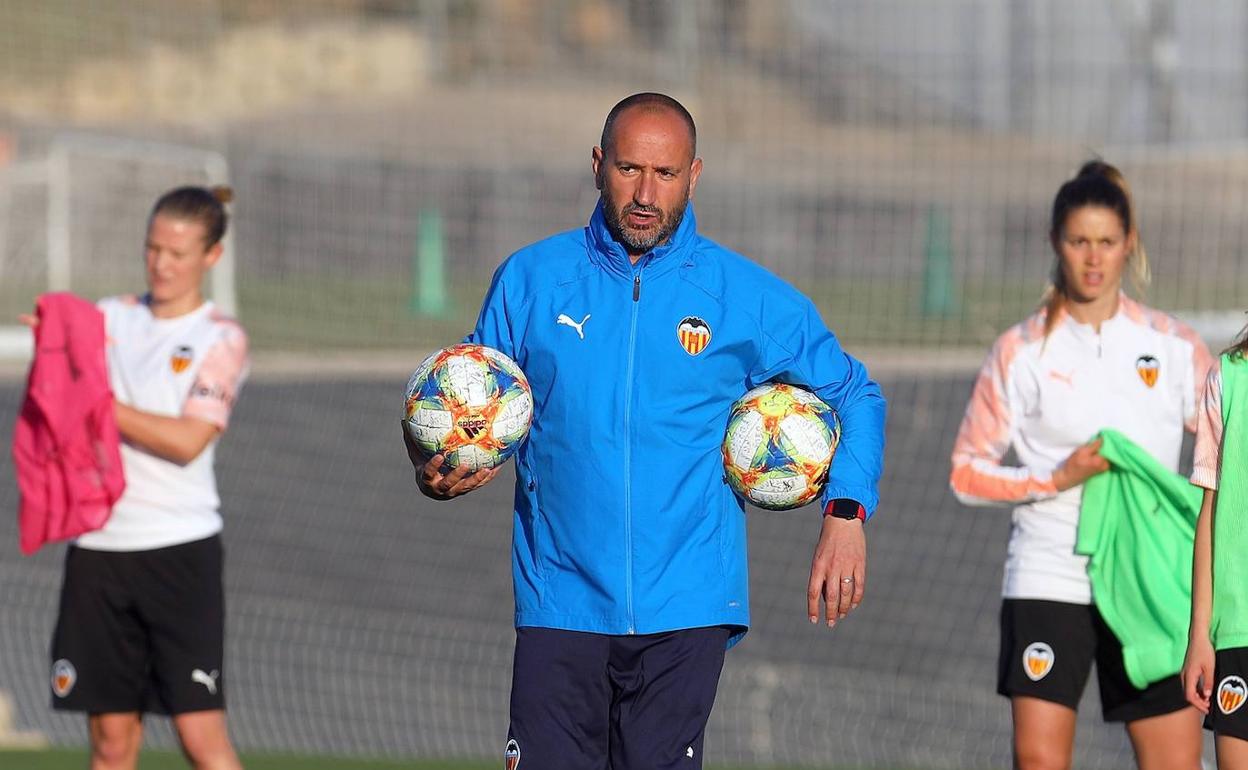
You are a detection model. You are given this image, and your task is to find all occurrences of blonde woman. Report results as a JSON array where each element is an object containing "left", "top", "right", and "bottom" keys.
[{"left": 950, "top": 162, "right": 1211, "bottom": 770}]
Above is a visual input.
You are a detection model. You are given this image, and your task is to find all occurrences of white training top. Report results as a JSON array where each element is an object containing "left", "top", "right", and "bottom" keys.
[
  {"left": 950, "top": 295, "right": 1211, "bottom": 604},
  {"left": 76, "top": 295, "right": 249, "bottom": 552}
]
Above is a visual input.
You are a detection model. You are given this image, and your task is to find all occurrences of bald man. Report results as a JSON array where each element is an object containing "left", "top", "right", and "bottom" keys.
[{"left": 406, "top": 92, "right": 886, "bottom": 769}]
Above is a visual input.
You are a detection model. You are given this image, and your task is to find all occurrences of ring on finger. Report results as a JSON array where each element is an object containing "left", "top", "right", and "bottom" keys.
[{"left": 841, "top": 577, "right": 855, "bottom": 584}]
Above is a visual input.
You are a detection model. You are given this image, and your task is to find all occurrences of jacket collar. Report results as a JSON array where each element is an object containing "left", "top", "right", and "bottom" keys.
[
  {"left": 585, "top": 199, "right": 698, "bottom": 279},
  {"left": 1059, "top": 291, "right": 1134, "bottom": 333}
]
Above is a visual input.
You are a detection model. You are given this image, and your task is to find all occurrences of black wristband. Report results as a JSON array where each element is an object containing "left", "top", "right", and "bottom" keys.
[{"left": 824, "top": 498, "right": 865, "bottom": 521}]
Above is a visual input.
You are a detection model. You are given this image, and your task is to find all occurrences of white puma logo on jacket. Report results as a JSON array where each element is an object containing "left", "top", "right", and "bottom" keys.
[{"left": 557, "top": 313, "right": 591, "bottom": 339}]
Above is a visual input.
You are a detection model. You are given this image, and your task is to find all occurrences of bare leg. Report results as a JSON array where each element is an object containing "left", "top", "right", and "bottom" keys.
[
  {"left": 1216, "top": 733, "right": 1248, "bottom": 770},
  {"left": 1012, "top": 696, "right": 1077, "bottom": 770},
  {"left": 1124, "top": 706, "right": 1203, "bottom": 770},
  {"left": 87, "top": 712, "right": 142, "bottom": 770},
  {"left": 172, "top": 710, "right": 242, "bottom": 770}
]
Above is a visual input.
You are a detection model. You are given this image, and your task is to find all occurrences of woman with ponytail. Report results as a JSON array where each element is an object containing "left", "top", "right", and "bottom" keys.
[
  {"left": 949, "top": 162, "right": 1211, "bottom": 769},
  {"left": 43, "top": 185, "right": 248, "bottom": 770}
]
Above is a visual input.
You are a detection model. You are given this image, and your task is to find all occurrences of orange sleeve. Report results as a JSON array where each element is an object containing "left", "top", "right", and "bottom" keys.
[
  {"left": 949, "top": 331, "right": 1058, "bottom": 506},
  {"left": 1174, "top": 318, "right": 1214, "bottom": 433}
]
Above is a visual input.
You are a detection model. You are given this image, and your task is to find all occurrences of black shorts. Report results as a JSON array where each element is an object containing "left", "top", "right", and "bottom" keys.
[
  {"left": 508, "top": 625, "right": 731, "bottom": 770},
  {"left": 997, "top": 598, "right": 1187, "bottom": 723},
  {"left": 50, "top": 535, "right": 227, "bottom": 715},
  {"left": 1205, "top": 647, "right": 1248, "bottom": 740}
]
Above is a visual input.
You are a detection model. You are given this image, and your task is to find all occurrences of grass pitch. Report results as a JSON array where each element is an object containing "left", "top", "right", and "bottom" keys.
[
  {"left": 0, "top": 750, "right": 482, "bottom": 769},
  {"left": 0, "top": 749, "right": 924, "bottom": 769}
]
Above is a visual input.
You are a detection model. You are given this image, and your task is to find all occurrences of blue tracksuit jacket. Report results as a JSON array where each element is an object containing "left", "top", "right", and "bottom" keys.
[{"left": 469, "top": 202, "right": 886, "bottom": 640}]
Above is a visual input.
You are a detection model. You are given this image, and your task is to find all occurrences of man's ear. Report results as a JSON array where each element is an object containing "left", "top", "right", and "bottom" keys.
[
  {"left": 592, "top": 146, "right": 605, "bottom": 191},
  {"left": 688, "top": 157, "right": 703, "bottom": 199}
]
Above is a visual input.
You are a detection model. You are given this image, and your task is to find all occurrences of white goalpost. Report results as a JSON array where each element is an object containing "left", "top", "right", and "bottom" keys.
[{"left": 0, "top": 132, "right": 235, "bottom": 360}]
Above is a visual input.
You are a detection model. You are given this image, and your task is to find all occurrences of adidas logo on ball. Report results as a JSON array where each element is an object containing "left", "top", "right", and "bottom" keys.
[{"left": 404, "top": 344, "right": 533, "bottom": 472}]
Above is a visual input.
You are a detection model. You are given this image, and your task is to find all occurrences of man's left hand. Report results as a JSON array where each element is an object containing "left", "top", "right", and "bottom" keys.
[{"left": 807, "top": 515, "right": 866, "bottom": 628}]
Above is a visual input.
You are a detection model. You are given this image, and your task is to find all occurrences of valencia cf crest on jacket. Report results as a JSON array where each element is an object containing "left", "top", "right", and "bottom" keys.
[
  {"left": 1136, "top": 355, "right": 1159, "bottom": 388},
  {"left": 677, "top": 316, "right": 711, "bottom": 356},
  {"left": 171, "top": 344, "right": 194, "bottom": 374}
]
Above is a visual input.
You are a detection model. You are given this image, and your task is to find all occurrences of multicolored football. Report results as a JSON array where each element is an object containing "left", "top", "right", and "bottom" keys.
[
  {"left": 721, "top": 383, "right": 840, "bottom": 510},
  {"left": 403, "top": 344, "right": 533, "bottom": 471}
]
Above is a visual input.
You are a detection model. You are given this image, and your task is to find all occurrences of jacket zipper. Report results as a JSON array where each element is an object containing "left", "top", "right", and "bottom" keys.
[{"left": 622, "top": 265, "right": 644, "bottom": 634}]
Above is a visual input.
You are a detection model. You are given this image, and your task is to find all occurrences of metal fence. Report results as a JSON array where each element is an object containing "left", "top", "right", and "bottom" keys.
[{"left": 3, "top": 1, "right": 1246, "bottom": 766}]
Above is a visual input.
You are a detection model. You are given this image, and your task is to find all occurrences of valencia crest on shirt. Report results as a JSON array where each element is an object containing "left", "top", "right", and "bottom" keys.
[
  {"left": 171, "top": 344, "right": 194, "bottom": 374},
  {"left": 1135, "top": 355, "right": 1159, "bottom": 388},
  {"left": 677, "top": 316, "right": 711, "bottom": 356}
]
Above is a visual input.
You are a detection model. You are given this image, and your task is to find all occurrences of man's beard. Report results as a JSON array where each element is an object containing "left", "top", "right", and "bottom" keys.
[{"left": 602, "top": 195, "right": 688, "bottom": 254}]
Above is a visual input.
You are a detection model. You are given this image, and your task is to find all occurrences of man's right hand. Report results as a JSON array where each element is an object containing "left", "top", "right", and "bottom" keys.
[{"left": 402, "top": 422, "right": 498, "bottom": 500}]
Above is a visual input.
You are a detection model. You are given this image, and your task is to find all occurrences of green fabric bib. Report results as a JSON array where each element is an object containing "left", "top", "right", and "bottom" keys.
[
  {"left": 1214, "top": 353, "right": 1248, "bottom": 650},
  {"left": 1078, "top": 429, "right": 1201, "bottom": 688}
]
